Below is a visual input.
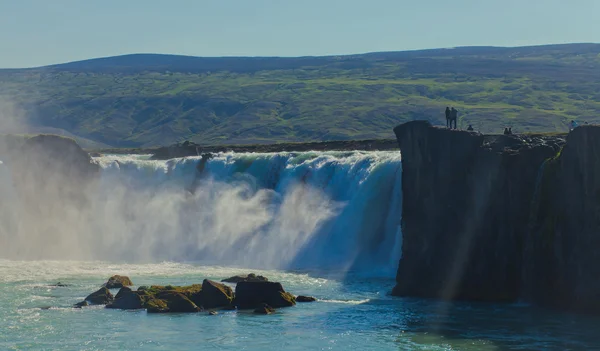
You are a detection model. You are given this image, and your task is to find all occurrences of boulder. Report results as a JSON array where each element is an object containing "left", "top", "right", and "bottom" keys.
[
  {"left": 234, "top": 281, "right": 296, "bottom": 309},
  {"left": 254, "top": 303, "right": 275, "bottom": 315},
  {"left": 147, "top": 291, "right": 201, "bottom": 313},
  {"left": 74, "top": 300, "right": 88, "bottom": 308},
  {"left": 145, "top": 298, "right": 169, "bottom": 313},
  {"left": 51, "top": 282, "right": 70, "bottom": 287},
  {"left": 85, "top": 287, "right": 114, "bottom": 305},
  {"left": 105, "top": 275, "right": 133, "bottom": 289},
  {"left": 201, "top": 279, "right": 234, "bottom": 308},
  {"left": 114, "top": 286, "right": 132, "bottom": 299},
  {"left": 106, "top": 287, "right": 144, "bottom": 310},
  {"left": 296, "top": 295, "right": 317, "bottom": 302},
  {"left": 221, "top": 273, "right": 269, "bottom": 283}
]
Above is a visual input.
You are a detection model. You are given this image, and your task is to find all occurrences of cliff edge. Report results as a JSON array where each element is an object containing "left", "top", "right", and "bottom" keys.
[{"left": 391, "top": 121, "right": 567, "bottom": 305}]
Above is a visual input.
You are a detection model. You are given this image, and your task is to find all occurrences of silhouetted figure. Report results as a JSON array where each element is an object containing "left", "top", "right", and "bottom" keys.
[
  {"left": 504, "top": 128, "right": 510, "bottom": 135},
  {"left": 508, "top": 127, "right": 513, "bottom": 135},
  {"left": 445, "top": 107, "right": 451, "bottom": 128},
  {"left": 467, "top": 124, "right": 474, "bottom": 131},
  {"left": 449, "top": 107, "right": 458, "bottom": 129}
]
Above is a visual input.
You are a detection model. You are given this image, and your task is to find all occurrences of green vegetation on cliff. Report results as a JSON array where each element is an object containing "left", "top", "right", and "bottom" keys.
[{"left": 1, "top": 43, "right": 599, "bottom": 147}]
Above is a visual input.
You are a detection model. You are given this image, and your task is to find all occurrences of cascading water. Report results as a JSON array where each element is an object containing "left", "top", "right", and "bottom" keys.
[{"left": 0, "top": 151, "right": 402, "bottom": 276}]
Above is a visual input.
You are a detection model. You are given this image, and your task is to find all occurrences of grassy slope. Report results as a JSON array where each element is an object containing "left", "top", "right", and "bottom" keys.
[{"left": 0, "top": 44, "right": 599, "bottom": 147}]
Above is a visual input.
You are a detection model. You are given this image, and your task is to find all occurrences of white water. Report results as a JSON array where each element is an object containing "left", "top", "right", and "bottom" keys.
[{"left": 0, "top": 151, "right": 402, "bottom": 276}]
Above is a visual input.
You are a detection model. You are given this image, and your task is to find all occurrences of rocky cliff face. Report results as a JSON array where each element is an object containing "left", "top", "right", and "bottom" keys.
[
  {"left": 392, "top": 121, "right": 565, "bottom": 303},
  {"left": 526, "top": 125, "right": 600, "bottom": 313}
]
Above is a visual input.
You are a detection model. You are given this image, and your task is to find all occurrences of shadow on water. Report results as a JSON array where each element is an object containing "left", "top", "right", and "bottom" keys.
[
  {"left": 291, "top": 272, "right": 600, "bottom": 350},
  {"left": 373, "top": 296, "right": 600, "bottom": 350}
]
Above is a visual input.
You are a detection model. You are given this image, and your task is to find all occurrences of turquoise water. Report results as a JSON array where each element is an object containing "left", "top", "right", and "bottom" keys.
[
  {"left": 2, "top": 151, "right": 600, "bottom": 350},
  {"left": 2, "top": 260, "right": 600, "bottom": 351}
]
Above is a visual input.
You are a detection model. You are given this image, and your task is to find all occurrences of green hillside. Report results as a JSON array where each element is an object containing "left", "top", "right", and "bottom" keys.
[{"left": 1, "top": 44, "right": 599, "bottom": 147}]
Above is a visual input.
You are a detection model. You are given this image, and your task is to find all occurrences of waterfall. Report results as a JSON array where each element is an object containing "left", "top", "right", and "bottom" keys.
[{"left": 0, "top": 151, "right": 403, "bottom": 276}]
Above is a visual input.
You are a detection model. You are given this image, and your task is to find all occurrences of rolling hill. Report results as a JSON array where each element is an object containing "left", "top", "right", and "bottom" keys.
[{"left": 1, "top": 43, "right": 599, "bottom": 147}]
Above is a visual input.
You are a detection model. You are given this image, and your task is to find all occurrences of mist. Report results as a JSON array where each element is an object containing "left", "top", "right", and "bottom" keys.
[{"left": 0, "top": 151, "right": 403, "bottom": 275}]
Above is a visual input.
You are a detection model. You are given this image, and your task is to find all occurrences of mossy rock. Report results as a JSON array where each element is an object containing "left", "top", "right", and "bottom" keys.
[
  {"left": 201, "top": 279, "right": 234, "bottom": 309},
  {"left": 150, "top": 291, "right": 201, "bottom": 313},
  {"left": 145, "top": 298, "right": 169, "bottom": 313},
  {"left": 105, "top": 275, "right": 133, "bottom": 289},
  {"left": 275, "top": 292, "right": 296, "bottom": 308}
]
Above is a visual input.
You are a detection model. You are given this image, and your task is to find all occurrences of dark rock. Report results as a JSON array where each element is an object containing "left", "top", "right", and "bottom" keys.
[
  {"left": 85, "top": 287, "right": 114, "bottom": 305},
  {"left": 114, "top": 286, "right": 132, "bottom": 299},
  {"left": 74, "top": 300, "right": 88, "bottom": 308},
  {"left": 221, "top": 273, "right": 268, "bottom": 283},
  {"left": 254, "top": 303, "right": 275, "bottom": 315},
  {"left": 105, "top": 275, "right": 133, "bottom": 289},
  {"left": 39, "top": 305, "right": 52, "bottom": 310},
  {"left": 145, "top": 298, "right": 169, "bottom": 313},
  {"left": 11, "top": 135, "right": 99, "bottom": 204},
  {"left": 234, "top": 281, "right": 296, "bottom": 309},
  {"left": 296, "top": 295, "right": 317, "bottom": 302},
  {"left": 201, "top": 279, "right": 234, "bottom": 308},
  {"left": 106, "top": 287, "right": 144, "bottom": 310},
  {"left": 391, "top": 121, "right": 565, "bottom": 303},
  {"left": 51, "top": 282, "right": 70, "bottom": 287},
  {"left": 149, "top": 291, "right": 201, "bottom": 313},
  {"left": 525, "top": 125, "right": 600, "bottom": 313}
]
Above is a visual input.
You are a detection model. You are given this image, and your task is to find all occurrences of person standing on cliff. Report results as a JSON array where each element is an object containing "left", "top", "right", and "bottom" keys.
[
  {"left": 445, "top": 107, "right": 451, "bottom": 128},
  {"left": 450, "top": 107, "right": 458, "bottom": 129}
]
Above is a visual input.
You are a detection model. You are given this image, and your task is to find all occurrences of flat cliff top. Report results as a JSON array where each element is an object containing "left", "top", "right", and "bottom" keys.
[
  {"left": 394, "top": 121, "right": 568, "bottom": 155},
  {"left": 91, "top": 139, "right": 400, "bottom": 159}
]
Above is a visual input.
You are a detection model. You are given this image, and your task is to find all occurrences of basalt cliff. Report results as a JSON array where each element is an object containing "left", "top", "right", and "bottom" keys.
[{"left": 392, "top": 120, "right": 600, "bottom": 313}]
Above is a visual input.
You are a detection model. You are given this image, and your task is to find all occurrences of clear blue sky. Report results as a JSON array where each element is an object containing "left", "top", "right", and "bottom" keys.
[{"left": 0, "top": 0, "right": 598, "bottom": 68}]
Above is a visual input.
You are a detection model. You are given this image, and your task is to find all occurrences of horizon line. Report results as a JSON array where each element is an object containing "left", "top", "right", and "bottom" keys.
[{"left": 2, "top": 42, "right": 598, "bottom": 70}]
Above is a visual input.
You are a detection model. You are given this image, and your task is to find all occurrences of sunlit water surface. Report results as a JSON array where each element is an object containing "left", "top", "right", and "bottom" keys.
[{"left": 2, "top": 260, "right": 600, "bottom": 351}]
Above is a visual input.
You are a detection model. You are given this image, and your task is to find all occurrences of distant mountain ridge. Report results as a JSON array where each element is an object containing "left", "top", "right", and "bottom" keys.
[{"left": 1, "top": 43, "right": 599, "bottom": 147}]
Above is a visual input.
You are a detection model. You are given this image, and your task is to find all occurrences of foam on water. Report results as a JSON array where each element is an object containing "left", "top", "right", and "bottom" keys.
[
  {"left": 1, "top": 150, "right": 403, "bottom": 276},
  {"left": 3, "top": 151, "right": 600, "bottom": 350}
]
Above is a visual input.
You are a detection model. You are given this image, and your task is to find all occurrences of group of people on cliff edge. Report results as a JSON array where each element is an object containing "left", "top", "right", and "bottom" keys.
[{"left": 445, "top": 107, "right": 458, "bottom": 129}]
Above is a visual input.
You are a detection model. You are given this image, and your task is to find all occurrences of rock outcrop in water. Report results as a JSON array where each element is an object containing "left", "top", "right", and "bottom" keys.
[
  {"left": 84, "top": 287, "right": 114, "bottom": 305},
  {"left": 391, "top": 121, "right": 567, "bottom": 303},
  {"left": 234, "top": 282, "right": 296, "bottom": 309},
  {"left": 81, "top": 276, "right": 300, "bottom": 313},
  {"left": 221, "top": 273, "right": 269, "bottom": 283},
  {"left": 104, "top": 275, "right": 133, "bottom": 289}
]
